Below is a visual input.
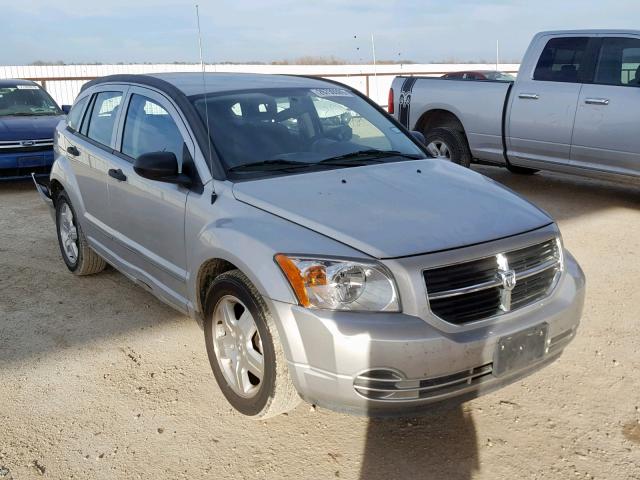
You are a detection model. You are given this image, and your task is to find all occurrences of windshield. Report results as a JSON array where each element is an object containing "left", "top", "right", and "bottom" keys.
[
  {"left": 190, "top": 87, "right": 426, "bottom": 176},
  {"left": 0, "top": 84, "right": 62, "bottom": 117}
]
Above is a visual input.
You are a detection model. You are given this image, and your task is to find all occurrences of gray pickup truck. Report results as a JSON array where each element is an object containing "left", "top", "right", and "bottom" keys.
[{"left": 390, "top": 30, "right": 640, "bottom": 181}]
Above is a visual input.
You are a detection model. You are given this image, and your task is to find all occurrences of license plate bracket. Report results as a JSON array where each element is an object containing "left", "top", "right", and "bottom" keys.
[{"left": 493, "top": 323, "right": 548, "bottom": 377}]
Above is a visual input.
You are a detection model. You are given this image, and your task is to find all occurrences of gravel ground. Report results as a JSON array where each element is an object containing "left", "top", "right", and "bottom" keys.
[{"left": 0, "top": 166, "right": 639, "bottom": 480}]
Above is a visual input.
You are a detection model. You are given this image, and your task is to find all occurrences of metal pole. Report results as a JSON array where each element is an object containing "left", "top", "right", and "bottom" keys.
[
  {"left": 496, "top": 40, "right": 499, "bottom": 71},
  {"left": 371, "top": 33, "right": 378, "bottom": 101}
]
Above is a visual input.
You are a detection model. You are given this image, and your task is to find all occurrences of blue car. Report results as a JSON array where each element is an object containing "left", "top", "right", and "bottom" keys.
[{"left": 0, "top": 79, "right": 67, "bottom": 180}]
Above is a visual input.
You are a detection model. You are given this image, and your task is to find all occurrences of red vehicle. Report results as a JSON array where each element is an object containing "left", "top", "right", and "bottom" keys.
[{"left": 441, "top": 70, "right": 515, "bottom": 81}]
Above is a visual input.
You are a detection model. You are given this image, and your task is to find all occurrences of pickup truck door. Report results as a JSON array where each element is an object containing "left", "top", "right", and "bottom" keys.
[
  {"left": 507, "top": 36, "right": 590, "bottom": 168},
  {"left": 106, "top": 87, "right": 194, "bottom": 311},
  {"left": 570, "top": 35, "right": 640, "bottom": 177}
]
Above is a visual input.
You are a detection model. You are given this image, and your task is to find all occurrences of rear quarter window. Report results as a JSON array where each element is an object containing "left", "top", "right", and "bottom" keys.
[
  {"left": 66, "top": 96, "right": 89, "bottom": 132},
  {"left": 85, "top": 91, "right": 122, "bottom": 147}
]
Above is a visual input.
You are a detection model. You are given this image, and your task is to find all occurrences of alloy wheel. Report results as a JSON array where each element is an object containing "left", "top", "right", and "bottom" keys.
[
  {"left": 426, "top": 140, "right": 452, "bottom": 159},
  {"left": 59, "top": 202, "right": 79, "bottom": 264},
  {"left": 212, "top": 295, "right": 265, "bottom": 398}
]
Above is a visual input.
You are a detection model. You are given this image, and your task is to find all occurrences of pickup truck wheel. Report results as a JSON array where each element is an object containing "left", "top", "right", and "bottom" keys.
[
  {"left": 55, "top": 191, "right": 106, "bottom": 275},
  {"left": 425, "top": 127, "right": 471, "bottom": 168},
  {"left": 204, "top": 270, "right": 300, "bottom": 418},
  {"left": 506, "top": 163, "right": 539, "bottom": 175}
]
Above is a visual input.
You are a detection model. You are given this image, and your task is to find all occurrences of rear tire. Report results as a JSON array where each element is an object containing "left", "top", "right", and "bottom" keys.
[
  {"left": 424, "top": 127, "right": 472, "bottom": 168},
  {"left": 203, "top": 270, "right": 300, "bottom": 419},
  {"left": 506, "top": 163, "right": 539, "bottom": 175},
  {"left": 55, "top": 191, "right": 106, "bottom": 275}
]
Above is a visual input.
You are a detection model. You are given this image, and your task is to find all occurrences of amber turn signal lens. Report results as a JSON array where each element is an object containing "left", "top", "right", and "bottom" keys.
[{"left": 275, "top": 254, "right": 311, "bottom": 307}]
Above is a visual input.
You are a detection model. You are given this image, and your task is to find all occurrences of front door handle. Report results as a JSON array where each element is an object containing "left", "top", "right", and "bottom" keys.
[
  {"left": 518, "top": 93, "right": 540, "bottom": 100},
  {"left": 108, "top": 168, "right": 127, "bottom": 182},
  {"left": 66, "top": 145, "right": 80, "bottom": 156},
  {"left": 585, "top": 98, "right": 610, "bottom": 105}
]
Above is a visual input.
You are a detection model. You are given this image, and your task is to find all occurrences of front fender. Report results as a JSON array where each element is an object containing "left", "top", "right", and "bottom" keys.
[{"left": 185, "top": 182, "right": 369, "bottom": 313}]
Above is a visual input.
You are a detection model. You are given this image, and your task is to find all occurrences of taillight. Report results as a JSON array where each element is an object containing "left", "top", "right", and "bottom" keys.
[{"left": 387, "top": 88, "right": 394, "bottom": 114}]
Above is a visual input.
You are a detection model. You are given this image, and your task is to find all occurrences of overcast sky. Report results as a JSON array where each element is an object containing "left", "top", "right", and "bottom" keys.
[{"left": 2, "top": 0, "right": 640, "bottom": 65}]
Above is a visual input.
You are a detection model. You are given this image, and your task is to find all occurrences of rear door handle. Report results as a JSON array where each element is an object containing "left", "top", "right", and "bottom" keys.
[
  {"left": 518, "top": 93, "right": 539, "bottom": 100},
  {"left": 66, "top": 145, "right": 80, "bottom": 156},
  {"left": 108, "top": 168, "right": 127, "bottom": 182},
  {"left": 585, "top": 98, "right": 609, "bottom": 105}
]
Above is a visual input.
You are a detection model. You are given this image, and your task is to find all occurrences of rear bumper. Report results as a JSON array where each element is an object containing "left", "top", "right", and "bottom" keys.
[
  {"left": 0, "top": 149, "right": 54, "bottom": 180},
  {"left": 266, "top": 253, "right": 585, "bottom": 417}
]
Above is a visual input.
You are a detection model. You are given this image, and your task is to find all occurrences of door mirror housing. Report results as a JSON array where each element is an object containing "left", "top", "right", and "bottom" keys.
[
  {"left": 411, "top": 130, "right": 426, "bottom": 145},
  {"left": 133, "top": 151, "right": 192, "bottom": 187},
  {"left": 61, "top": 105, "right": 71, "bottom": 114}
]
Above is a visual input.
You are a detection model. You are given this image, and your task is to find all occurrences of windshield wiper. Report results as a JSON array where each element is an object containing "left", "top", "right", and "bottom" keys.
[
  {"left": 228, "top": 159, "right": 311, "bottom": 173},
  {"left": 318, "top": 149, "right": 423, "bottom": 164}
]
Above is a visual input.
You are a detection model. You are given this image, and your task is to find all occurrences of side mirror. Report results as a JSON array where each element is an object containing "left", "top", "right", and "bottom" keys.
[
  {"left": 411, "top": 131, "right": 426, "bottom": 145},
  {"left": 133, "top": 151, "right": 192, "bottom": 187},
  {"left": 61, "top": 105, "right": 71, "bottom": 114}
]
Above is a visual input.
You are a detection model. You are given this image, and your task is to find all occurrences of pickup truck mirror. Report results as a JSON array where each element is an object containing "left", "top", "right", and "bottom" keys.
[
  {"left": 61, "top": 105, "right": 71, "bottom": 114},
  {"left": 411, "top": 131, "right": 426, "bottom": 145},
  {"left": 134, "top": 151, "right": 192, "bottom": 188}
]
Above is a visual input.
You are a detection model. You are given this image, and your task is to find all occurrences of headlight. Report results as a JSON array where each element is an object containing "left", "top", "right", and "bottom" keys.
[{"left": 275, "top": 255, "right": 400, "bottom": 312}]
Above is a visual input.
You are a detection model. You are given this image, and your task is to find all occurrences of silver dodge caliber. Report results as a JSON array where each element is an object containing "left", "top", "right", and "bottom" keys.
[{"left": 35, "top": 73, "right": 585, "bottom": 418}]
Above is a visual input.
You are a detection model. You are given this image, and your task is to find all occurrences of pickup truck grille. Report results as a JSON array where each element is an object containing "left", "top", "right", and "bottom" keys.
[
  {"left": 0, "top": 139, "right": 53, "bottom": 154},
  {"left": 424, "top": 238, "right": 562, "bottom": 325}
]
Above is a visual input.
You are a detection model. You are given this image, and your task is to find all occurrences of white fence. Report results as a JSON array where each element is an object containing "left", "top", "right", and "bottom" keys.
[{"left": 0, "top": 63, "right": 520, "bottom": 106}]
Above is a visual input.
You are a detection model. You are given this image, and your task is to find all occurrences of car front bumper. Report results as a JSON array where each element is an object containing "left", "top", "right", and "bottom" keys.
[
  {"left": 266, "top": 252, "right": 585, "bottom": 416},
  {"left": 0, "top": 149, "right": 54, "bottom": 181}
]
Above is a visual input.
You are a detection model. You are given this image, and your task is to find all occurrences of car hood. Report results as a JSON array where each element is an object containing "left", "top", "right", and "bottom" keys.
[
  {"left": 232, "top": 159, "right": 553, "bottom": 259},
  {"left": 0, "top": 115, "right": 64, "bottom": 141}
]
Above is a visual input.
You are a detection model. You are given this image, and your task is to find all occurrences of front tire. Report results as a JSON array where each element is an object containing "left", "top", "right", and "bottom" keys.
[
  {"left": 55, "top": 191, "right": 106, "bottom": 275},
  {"left": 424, "top": 127, "right": 472, "bottom": 168},
  {"left": 204, "top": 270, "right": 300, "bottom": 418}
]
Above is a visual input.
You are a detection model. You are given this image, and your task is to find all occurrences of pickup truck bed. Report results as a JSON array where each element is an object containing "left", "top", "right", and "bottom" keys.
[{"left": 391, "top": 30, "right": 640, "bottom": 182}]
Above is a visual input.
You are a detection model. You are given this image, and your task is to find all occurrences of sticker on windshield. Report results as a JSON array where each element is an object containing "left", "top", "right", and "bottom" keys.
[
  {"left": 16, "top": 85, "right": 39, "bottom": 90},
  {"left": 311, "top": 88, "right": 353, "bottom": 98}
]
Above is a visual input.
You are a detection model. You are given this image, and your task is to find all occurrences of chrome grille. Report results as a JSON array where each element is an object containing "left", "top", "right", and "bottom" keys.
[
  {"left": 0, "top": 139, "right": 53, "bottom": 154},
  {"left": 424, "top": 238, "right": 562, "bottom": 324}
]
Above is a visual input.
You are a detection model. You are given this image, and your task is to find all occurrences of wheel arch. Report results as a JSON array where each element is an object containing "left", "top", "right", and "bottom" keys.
[
  {"left": 195, "top": 258, "right": 240, "bottom": 323},
  {"left": 415, "top": 108, "right": 467, "bottom": 136}
]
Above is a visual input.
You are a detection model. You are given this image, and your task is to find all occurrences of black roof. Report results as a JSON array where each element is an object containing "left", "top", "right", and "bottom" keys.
[{"left": 82, "top": 72, "right": 335, "bottom": 97}]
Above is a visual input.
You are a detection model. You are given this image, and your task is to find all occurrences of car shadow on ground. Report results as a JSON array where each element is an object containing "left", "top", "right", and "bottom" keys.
[
  {"left": 0, "top": 180, "right": 188, "bottom": 368},
  {"left": 474, "top": 165, "right": 640, "bottom": 222},
  {"left": 359, "top": 405, "right": 478, "bottom": 479}
]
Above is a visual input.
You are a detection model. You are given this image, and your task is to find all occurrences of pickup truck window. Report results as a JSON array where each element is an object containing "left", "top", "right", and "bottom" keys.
[
  {"left": 534, "top": 37, "right": 589, "bottom": 83},
  {"left": 86, "top": 91, "right": 122, "bottom": 147},
  {"left": 191, "top": 87, "right": 424, "bottom": 175},
  {"left": 66, "top": 96, "right": 89, "bottom": 132},
  {"left": 594, "top": 37, "right": 640, "bottom": 87},
  {"left": 121, "top": 94, "right": 184, "bottom": 163}
]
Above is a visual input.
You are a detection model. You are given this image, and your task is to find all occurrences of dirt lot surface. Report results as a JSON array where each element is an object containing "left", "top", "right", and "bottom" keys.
[{"left": 1, "top": 167, "right": 639, "bottom": 480}]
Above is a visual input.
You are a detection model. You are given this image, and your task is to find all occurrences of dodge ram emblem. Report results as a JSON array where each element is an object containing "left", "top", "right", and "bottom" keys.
[{"left": 498, "top": 269, "right": 517, "bottom": 291}]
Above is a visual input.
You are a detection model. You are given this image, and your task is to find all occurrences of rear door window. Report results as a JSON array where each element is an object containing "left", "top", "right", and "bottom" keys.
[
  {"left": 121, "top": 94, "right": 184, "bottom": 163},
  {"left": 534, "top": 37, "right": 589, "bottom": 83},
  {"left": 85, "top": 91, "right": 122, "bottom": 147},
  {"left": 594, "top": 37, "right": 640, "bottom": 87}
]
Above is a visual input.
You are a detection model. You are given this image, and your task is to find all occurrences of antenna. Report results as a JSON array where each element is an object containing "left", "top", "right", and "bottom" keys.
[{"left": 195, "top": 4, "right": 214, "bottom": 186}]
